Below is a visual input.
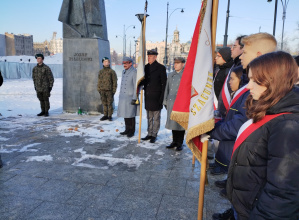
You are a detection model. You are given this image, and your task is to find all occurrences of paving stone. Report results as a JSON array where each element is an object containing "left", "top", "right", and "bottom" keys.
[
  {"left": 0, "top": 195, "right": 43, "bottom": 220},
  {"left": 24, "top": 201, "right": 85, "bottom": 220},
  {"left": 77, "top": 208, "right": 131, "bottom": 220}
]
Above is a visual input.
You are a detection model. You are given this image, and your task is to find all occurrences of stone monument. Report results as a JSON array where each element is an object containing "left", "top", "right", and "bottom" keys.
[{"left": 58, "top": 0, "right": 110, "bottom": 113}]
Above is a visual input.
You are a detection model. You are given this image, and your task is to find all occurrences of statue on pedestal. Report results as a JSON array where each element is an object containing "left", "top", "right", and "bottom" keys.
[{"left": 58, "top": 0, "right": 108, "bottom": 40}]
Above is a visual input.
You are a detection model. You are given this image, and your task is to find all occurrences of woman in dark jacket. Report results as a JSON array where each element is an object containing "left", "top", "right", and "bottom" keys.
[
  {"left": 227, "top": 51, "right": 299, "bottom": 219},
  {"left": 209, "top": 66, "right": 249, "bottom": 175}
]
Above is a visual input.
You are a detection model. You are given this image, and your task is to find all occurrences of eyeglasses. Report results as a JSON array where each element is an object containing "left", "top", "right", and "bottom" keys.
[
  {"left": 122, "top": 62, "right": 131, "bottom": 64},
  {"left": 231, "top": 45, "right": 240, "bottom": 49}
]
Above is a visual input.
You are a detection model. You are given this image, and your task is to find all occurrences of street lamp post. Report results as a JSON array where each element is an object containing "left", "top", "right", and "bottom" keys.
[
  {"left": 163, "top": 2, "right": 184, "bottom": 68},
  {"left": 223, "top": 0, "right": 230, "bottom": 47},
  {"left": 280, "top": 0, "right": 290, "bottom": 50},
  {"left": 116, "top": 25, "right": 135, "bottom": 58}
]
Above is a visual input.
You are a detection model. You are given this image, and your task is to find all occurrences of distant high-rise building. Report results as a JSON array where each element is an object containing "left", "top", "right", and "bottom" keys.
[{"left": 5, "top": 32, "right": 34, "bottom": 56}]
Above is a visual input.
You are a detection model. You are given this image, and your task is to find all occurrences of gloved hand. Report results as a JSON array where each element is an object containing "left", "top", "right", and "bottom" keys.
[
  {"left": 201, "top": 134, "right": 210, "bottom": 143},
  {"left": 48, "top": 87, "right": 52, "bottom": 92},
  {"left": 164, "top": 105, "right": 167, "bottom": 110},
  {"left": 131, "top": 100, "right": 137, "bottom": 105}
]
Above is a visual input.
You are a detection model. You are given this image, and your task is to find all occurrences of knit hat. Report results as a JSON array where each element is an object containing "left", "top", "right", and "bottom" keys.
[
  {"left": 218, "top": 47, "right": 232, "bottom": 63},
  {"left": 102, "top": 57, "right": 110, "bottom": 63}
]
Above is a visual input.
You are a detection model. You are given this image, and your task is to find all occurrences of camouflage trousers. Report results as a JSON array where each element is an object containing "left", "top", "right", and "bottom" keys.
[
  {"left": 100, "top": 91, "right": 114, "bottom": 117},
  {"left": 36, "top": 91, "right": 50, "bottom": 112}
]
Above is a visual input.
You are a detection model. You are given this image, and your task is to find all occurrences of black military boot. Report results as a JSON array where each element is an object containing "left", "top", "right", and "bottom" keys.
[
  {"left": 100, "top": 115, "right": 108, "bottom": 121},
  {"left": 166, "top": 142, "right": 177, "bottom": 149},
  {"left": 44, "top": 112, "right": 49, "bottom": 117},
  {"left": 108, "top": 116, "right": 112, "bottom": 121},
  {"left": 37, "top": 111, "right": 45, "bottom": 116},
  {"left": 176, "top": 144, "right": 183, "bottom": 151}
]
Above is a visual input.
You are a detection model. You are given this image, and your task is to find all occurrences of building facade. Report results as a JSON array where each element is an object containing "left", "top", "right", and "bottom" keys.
[
  {"left": 0, "top": 34, "right": 6, "bottom": 56},
  {"left": 49, "top": 32, "right": 63, "bottom": 55},
  {"left": 5, "top": 32, "right": 34, "bottom": 56},
  {"left": 33, "top": 40, "right": 51, "bottom": 56},
  {"left": 135, "top": 28, "right": 191, "bottom": 70}
]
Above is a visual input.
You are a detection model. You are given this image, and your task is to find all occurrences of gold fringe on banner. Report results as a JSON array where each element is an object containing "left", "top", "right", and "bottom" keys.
[
  {"left": 170, "top": 111, "right": 189, "bottom": 130},
  {"left": 186, "top": 118, "right": 215, "bottom": 162}
]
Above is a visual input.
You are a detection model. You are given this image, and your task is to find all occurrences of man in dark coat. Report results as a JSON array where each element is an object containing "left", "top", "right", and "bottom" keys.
[
  {"left": 163, "top": 57, "right": 185, "bottom": 151},
  {"left": 141, "top": 49, "right": 167, "bottom": 143},
  {"left": 32, "top": 54, "right": 54, "bottom": 117}
]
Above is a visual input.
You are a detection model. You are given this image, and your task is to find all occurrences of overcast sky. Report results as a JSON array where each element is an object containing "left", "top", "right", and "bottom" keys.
[{"left": 1, "top": 0, "right": 298, "bottom": 53}]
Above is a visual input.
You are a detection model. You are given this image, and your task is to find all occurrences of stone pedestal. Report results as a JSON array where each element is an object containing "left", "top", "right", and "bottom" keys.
[{"left": 63, "top": 38, "right": 110, "bottom": 113}]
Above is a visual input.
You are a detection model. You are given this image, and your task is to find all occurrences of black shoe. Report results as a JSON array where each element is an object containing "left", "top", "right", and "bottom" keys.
[
  {"left": 108, "top": 116, "right": 112, "bottom": 121},
  {"left": 100, "top": 116, "right": 108, "bottom": 121},
  {"left": 120, "top": 130, "right": 128, "bottom": 135},
  {"left": 37, "top": 111, "right": 45, "bottom": 116},
  {"left": 127, "top": 132, "right": 134, "bottom": 138},
  {"left": 215, "top": 179, "right": 227, "bottom": 189},
  {"left": 212, "top": 208, "right": 234, "bottom": 220},
  {"left": 150, "top": 137, "right": 156, "bottom": 143},
  {"left": 141, "top": 135, "right": 152, "bottom": 140},
  {"left": 44, "top": 112, "right": 49, "bottom": 117},
  {"left": 166, "top": 142, "right": 177, "bottom": 149},
  {"left": 210, "top": 166, "right": 227, "bottom": 175},
  {"left": 220, "top": 188, "right": 228, "bottom": 199},
  {"left": 208, "top": 155, "right": 214, "bottom": 160},
  {"left": 176, "top": 144, "right": 183, "bottom": 151},
  {"left": 208, "top": 162, "right": 218, "bottom": 170}
]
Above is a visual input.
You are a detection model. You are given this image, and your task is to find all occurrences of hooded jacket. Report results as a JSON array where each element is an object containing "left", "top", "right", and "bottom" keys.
[{"left": 227, "top": 87, "right": 299, "bottom": 220}]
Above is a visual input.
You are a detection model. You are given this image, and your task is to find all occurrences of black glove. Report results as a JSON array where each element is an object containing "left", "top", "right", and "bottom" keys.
[
  {"left": 164, "top": 105, "right": 167, "bottom": 110},
  {"left": 48, "top": 87, "right": 52, "bottom": 92},
  {"left": 131, "top": 100, "right": 137, "bottom": 105},
  {"left": 34, "top": 87, "right": 36, "bottom": 91}
]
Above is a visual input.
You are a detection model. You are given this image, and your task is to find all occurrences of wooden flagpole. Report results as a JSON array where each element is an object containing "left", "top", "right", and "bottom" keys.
[
  {"left": 137, "top": 0, "right": 148, "bottom": 144},
  {"left": 197, "top": 0, "right": 218, "bottom": 219}
]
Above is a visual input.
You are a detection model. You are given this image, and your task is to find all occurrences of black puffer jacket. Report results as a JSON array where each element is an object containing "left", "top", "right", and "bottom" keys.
[{"left": 227, "top": 87, "right": 299, "bottom": 220}]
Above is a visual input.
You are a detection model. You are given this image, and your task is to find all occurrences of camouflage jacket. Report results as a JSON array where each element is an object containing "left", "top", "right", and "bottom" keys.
[
  {"left": 32, "top": 63, "right": 54, "bottom": 92},
  {"left": 97, "top": 66, "right": 117, "bottom": 93}
]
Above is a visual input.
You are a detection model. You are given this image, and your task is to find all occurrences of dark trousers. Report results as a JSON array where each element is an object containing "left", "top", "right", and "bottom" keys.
[
  {"left": 124, "top": 117, "right": 135, "bottom": 134},
  {"left": 172, "top": 130, "right": 185, "bottom": 145},
  {"left": 37, "top": 91, "right": 50, "bottom": 112}
]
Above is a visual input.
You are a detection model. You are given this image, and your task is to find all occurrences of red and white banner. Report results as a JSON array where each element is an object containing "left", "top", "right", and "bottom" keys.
[{"left": 171, "top": 0, "right": 214, "bottom": 163}]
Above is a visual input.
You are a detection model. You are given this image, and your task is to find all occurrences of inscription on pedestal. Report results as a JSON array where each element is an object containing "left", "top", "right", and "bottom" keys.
[{"left": 69, "top": 53, "right": 93, "bottom": 61}]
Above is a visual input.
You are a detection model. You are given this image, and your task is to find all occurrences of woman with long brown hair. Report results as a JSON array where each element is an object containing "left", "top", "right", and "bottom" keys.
[{"left": 226, "top": 51, "right": 299, "bottom": 219}]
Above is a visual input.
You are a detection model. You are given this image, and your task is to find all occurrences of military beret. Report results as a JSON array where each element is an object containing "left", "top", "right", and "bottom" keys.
[
  {"left": 102, "top": 57, "right": 110, "bottom": 63},
  {"left": 174, "top": 57, "right": 185, "bottom": 63},
  {"left": 35, "top": 54, "right": 44, "bottom": 59},
  {"left": 122, "top": 57, "right": 133, "bottom": 63},
  {"left": 147, "top": 49, "right": 158, "bottom": 55}
]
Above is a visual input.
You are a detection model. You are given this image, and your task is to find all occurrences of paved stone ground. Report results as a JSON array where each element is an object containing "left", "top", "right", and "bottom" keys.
[{"left": 0, "top": 114, "right": 230, "bottom": 220}]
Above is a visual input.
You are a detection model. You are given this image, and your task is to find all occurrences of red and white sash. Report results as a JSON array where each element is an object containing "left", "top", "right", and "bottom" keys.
[
  {"left": 228, "top": 84, "right": 249, "bottom": 110},
  {"left": 232, "top": 113, "right": 291, "bottom": 157},
  {"left": 221, "top": 73, "right": 231, "bottom": 112}
]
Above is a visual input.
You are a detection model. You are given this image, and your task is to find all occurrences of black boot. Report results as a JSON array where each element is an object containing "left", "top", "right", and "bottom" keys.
[
  {"left": 215, "top": 179, "right": 227, "bottom": 188},
  {"left": 44, "top": 112, "right": 49, "bottom": 117},
  {"left": 37, "top": 111, "right": 45, "bottom": 116},
  {"left": 166, "top": 142, "right": 177, "bottom": 149},
  {"left": 100, "top": 115, "right": 108, "bottom": 121},
  {"left": 120, "top": 130, "right": 128, "bottom": 135},
  {"left": 141, "top": 135, "right": 152, "bottom": 140},
  {"left": 176, "top": 144, "right": 183, "bottom": 151},
  {"left": 212, "top": 208, "right": 235, "bottom": 220},
  {"left": 108, "top": 116, "right": 112, "bottom": 121}
]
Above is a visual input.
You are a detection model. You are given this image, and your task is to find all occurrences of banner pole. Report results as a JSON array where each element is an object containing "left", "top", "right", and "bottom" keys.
[
  {"left": 197, "top": 140, "right": 208, "bottom": 220},
  {"left": 192, "top": 155, "right": 196, "bottom": 166},
  {"left": 138, "top": 90, "right": 144, "bottom": 144}
]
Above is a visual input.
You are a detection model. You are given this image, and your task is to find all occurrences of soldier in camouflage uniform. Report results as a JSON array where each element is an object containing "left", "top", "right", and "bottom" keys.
[
  {"left": 97, "top": 57, "right": 117, "bottom": 121},
  {"left": 32, "top": 54, "right": 54, "bottom": 117}
]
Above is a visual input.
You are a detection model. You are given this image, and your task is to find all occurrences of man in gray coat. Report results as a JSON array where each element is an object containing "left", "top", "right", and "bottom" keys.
[
  {"left": 117, "top": 57, "right": 139, "bottom": 137},
  {"left": 163, "top": 57, "right": 185, "bottom": 151}
]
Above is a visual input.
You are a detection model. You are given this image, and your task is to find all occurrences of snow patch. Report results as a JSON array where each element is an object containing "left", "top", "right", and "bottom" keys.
[{"left": 26, "top": 155, "right": 53, "bottom": 162}]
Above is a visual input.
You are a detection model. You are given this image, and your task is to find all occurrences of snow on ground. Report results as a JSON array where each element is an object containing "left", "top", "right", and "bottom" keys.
[{"left": 0, "top": 77, "right": 176, "bottom": 169}]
